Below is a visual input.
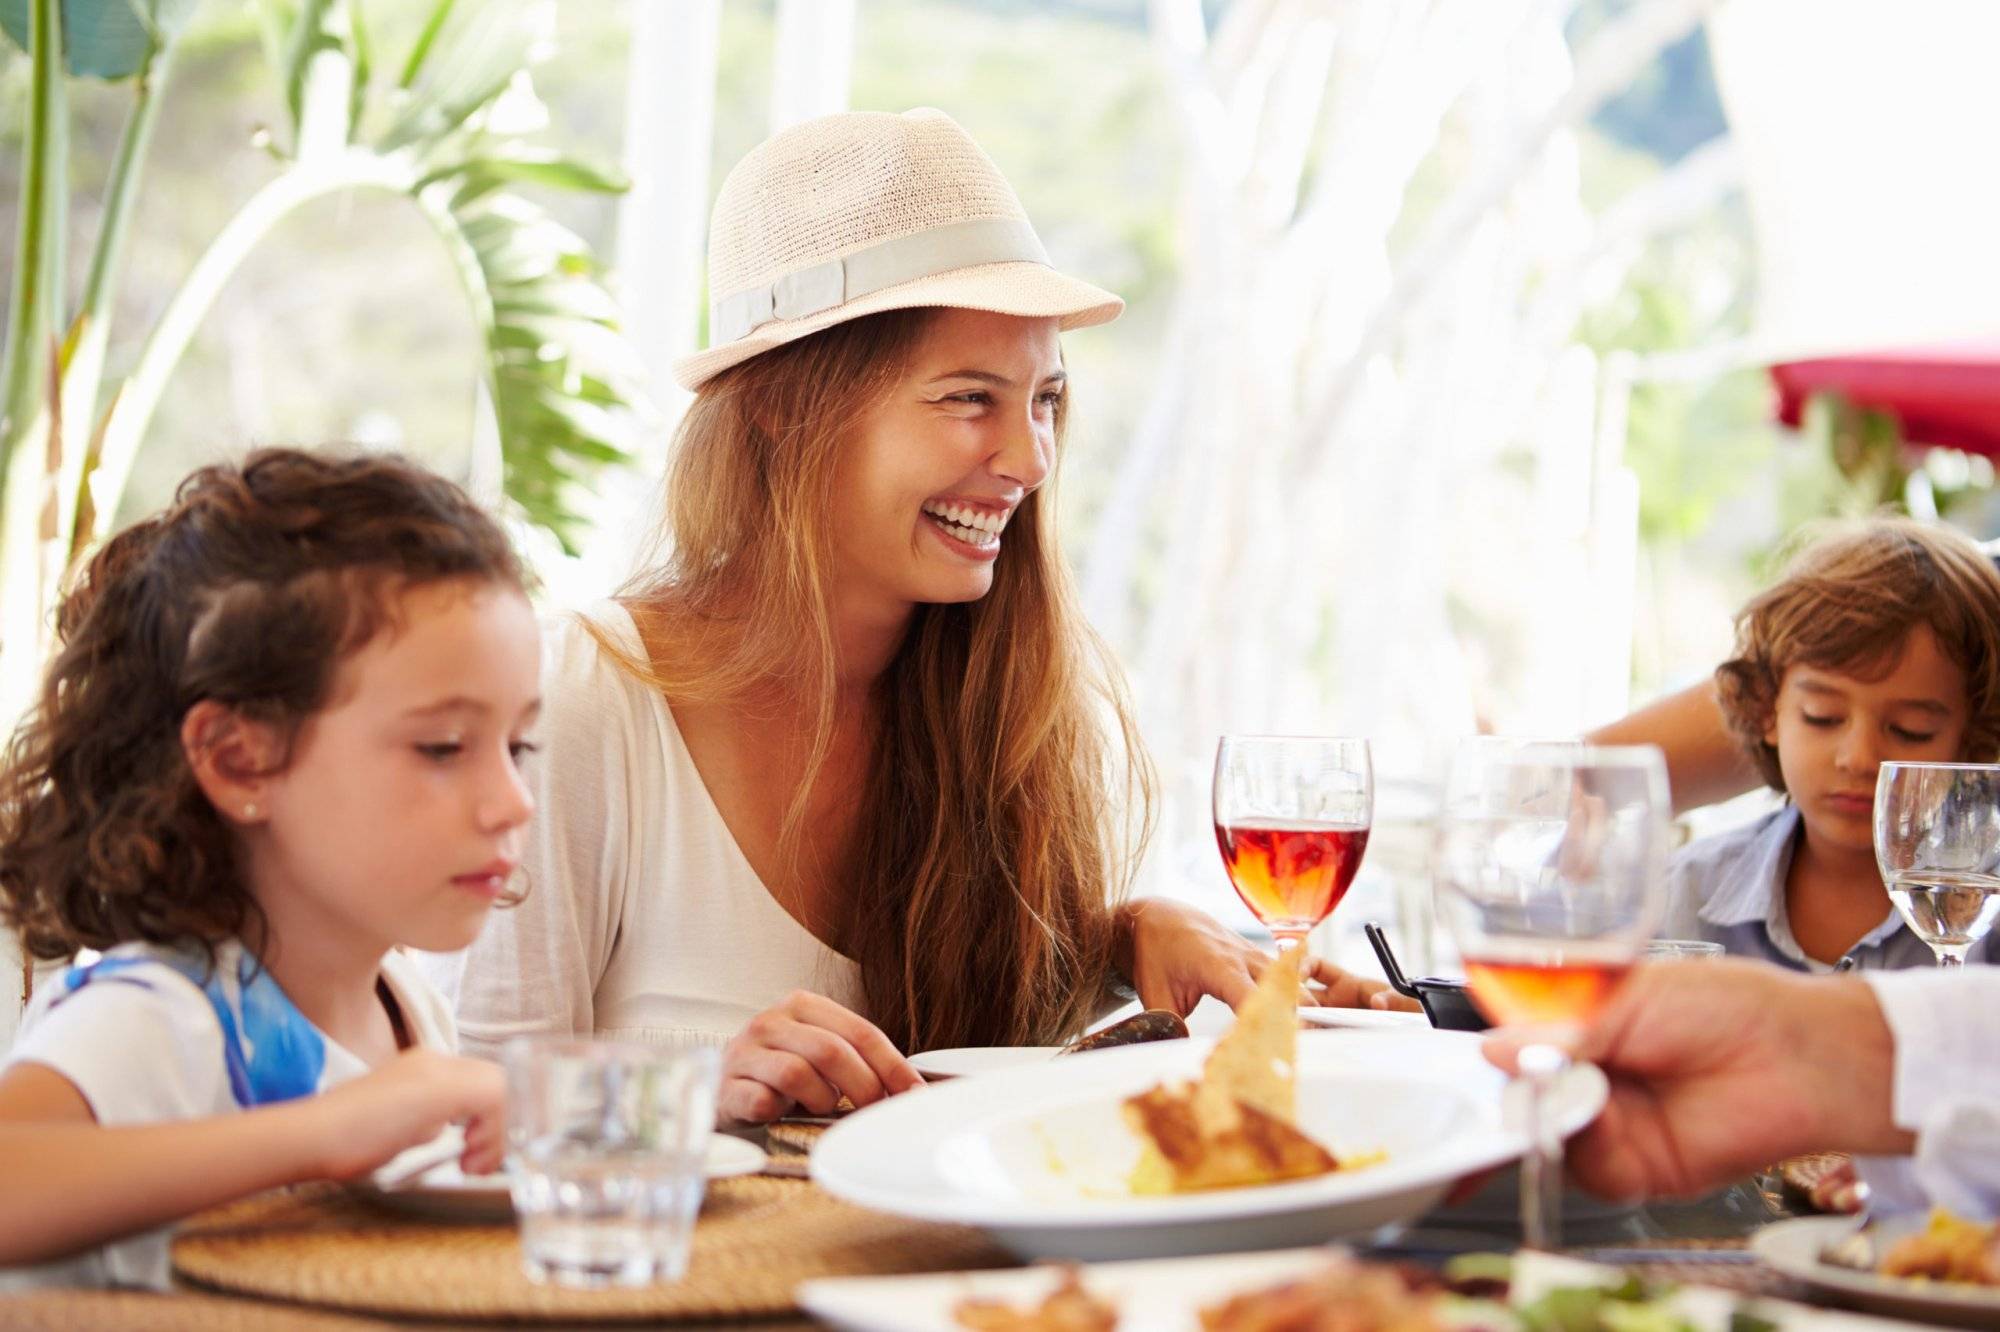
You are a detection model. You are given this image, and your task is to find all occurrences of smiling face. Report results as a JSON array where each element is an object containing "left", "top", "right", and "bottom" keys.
[
  {"left": 1765, "top": 625, "right": 1971, "bottom": 855},
  {"left": 827, "top": 308, "right": 1064, "bottom": 615},
  {"left": 244, "top": 578, "right": 543, "bottom": 955}
]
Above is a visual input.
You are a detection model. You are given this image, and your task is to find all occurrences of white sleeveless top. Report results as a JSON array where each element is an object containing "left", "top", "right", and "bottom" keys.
[{"left": 425, "top": 602, "right": 864, "bottom": 1057}]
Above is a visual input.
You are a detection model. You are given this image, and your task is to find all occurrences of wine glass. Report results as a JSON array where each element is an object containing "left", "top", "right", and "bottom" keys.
[
  {"left": 1212, "top": 736, "right": 1373, "bottom": 952},
  {"left": 1432, "top": 741, "right": 1669, "bottom": 1249},
  {"left": 1874, "top": 761, "right": 2000, "bottom": 968}
]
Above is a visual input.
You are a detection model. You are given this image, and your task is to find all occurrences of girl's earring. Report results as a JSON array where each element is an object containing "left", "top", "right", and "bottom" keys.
[{"left": 242, "top": 802, "right": 259, "bottom": 820}]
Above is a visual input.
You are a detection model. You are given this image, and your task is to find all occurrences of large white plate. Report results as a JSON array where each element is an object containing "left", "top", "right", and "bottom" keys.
[
  {"left": 797, "top": 1246, "right": 1932, "bottom": 1332},
  {"left": 1752, "top": 1215, "right": 2000, "bottom": 1329},
  {"left": 1296, "top": 1005, "right": 1429, "bottom": 1031},
  {"left": 909, "top": 1046, "right": 1061, "bottom": 1080},
  {"left": 349, "top": 1132, "right": 767, "bottom": 1222},
  {"left": 812, "top": 1028, "right": 1607, "bottom": 1261}
]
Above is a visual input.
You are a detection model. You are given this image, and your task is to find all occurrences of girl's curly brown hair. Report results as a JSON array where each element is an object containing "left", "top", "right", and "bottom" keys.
[
  {"left": 0, "top": 448, "right": 526, "bottom": 962},
  {"left": 1716, "top": 517, "right": 2000, "bottom": 793}
]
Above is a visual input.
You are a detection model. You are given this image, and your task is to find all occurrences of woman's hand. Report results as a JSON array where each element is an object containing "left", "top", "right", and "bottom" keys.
[
  {"left": 1116, "top": 898, "right": 1419, "bottom": 1014},
  {"left": 303, "top": 1049, "right": 507, "bottom": 1180},
  {"left": 719, "top": 990, "right": 924, "bottom": 1126}
]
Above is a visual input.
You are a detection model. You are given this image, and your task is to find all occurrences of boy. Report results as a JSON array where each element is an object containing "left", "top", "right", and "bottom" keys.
[{"left": 1660, "top": 519, "right": 2000, "bottom": 969}]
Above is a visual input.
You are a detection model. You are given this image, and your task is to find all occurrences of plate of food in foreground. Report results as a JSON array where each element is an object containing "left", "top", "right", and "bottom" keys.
[
  {"left": 1752, "top": 1211, "right": 2000, "bottom": 1328},
  {"left": 799, "top": 1245, "right": 1932, "bottom": 1332},
  {"left": 813, "top": 951, "right": 1607, "bottom": 1260}
]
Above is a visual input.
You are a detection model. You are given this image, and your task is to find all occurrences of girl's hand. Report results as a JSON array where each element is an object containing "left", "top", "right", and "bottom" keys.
[
  {"left": 303, "top": 1049, "right": 506, "bottom": 1180},
  {"left": 1119, "top": 898, "right": 1421, "bottom": 1014},
  {"left": 719, "top": 990, "right": 924, "bottom": 1126}
]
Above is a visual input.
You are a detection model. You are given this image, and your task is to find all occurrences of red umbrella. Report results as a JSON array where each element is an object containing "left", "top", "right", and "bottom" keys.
[{"left": 1771, "top": 343, "right": 2000, "bottom": 458}]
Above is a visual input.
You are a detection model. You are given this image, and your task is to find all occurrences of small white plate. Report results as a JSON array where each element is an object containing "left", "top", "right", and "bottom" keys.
[
  {"left": 350, "top": 1132, "right": 768, "bottom": 1222},
  {"left": 814, "top": 1028, "right": 1608, "bottom": 1262},
  {"left": 1752, "top": 1214, "right": 2000, "bottom": 1329},
  {"left": 798, "top": 1245, "right": 1930, "bottom": 1332},
  {"left": 909, "top": 1046, "right": 1061, "bottom": 1081},
  {"left": 1296, "top": 1005, "right": 1428, "bottom": 1031}
]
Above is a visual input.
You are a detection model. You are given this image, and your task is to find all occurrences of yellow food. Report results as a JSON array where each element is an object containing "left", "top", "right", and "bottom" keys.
[{"left": 1121, "top": 948, "right": 1344, "bottom": 1194}]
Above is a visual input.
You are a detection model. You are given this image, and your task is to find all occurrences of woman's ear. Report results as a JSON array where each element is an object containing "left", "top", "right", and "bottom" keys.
[{"left": 181, "top": 701, "right": 285, "bottom": 826}]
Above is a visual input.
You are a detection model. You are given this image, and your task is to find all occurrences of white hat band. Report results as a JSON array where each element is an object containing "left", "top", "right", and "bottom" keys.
[{"left": 709, "top": 216, "right": 1051, "bottom": 345}]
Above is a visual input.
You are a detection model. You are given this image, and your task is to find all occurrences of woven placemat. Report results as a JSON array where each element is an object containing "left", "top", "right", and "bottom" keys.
[
  {"left": 765, "top": 1120, "right": 828, "bottom": 1156},
  {"left": 0, "top": 1289, "right": 391, "bottom": 1331},
  {"left": 172, "top": 1177, "right": 1013, "bottom": 1321}
]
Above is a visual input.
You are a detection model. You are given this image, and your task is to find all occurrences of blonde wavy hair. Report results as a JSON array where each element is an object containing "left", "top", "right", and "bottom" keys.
[{"left": 598, "top": 308, "right": 1156, "bottom": 1051}]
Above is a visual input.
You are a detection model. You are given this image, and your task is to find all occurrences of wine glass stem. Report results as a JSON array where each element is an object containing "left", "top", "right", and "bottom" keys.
[
  {"left": 1518, "top": 1043, "right": 1568, "bottom": 1251},
  {"left": 1938, "top": 951, "right": 1966, "bottom": 969}
]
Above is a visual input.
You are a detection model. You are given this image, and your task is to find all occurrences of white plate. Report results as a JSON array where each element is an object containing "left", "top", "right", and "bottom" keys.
[
  {"left": 909, "top": 1046, "right": 1061, "bottom": 1081},
  {"left": 1296, "top": 1005, "right": 1428, "bottom": 1031},
  {"left": 812, "top": 1028, "right": 1607, "bottom": 1261},
  {"left": 350, "top": 1132, "right": 767, "bottom": 1222},
  {"left": 1752, "top": 1215, "right": 2000, "bottom": 1328},
  {"left": 798, "top": 1245, "right": 1931, "bottom": 1332}
]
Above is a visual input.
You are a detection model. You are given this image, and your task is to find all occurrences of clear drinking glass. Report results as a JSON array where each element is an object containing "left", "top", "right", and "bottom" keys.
[
  {"left": 1874, "top": 761, "right": 2000, "bottom": 968},
  {"left": 503, "top": 1038, "right": 721, "bottom": 1287},
  {"left": 1213, "top": 736, "right": 1374, "bottom": 951},
  {"left": 1432, "top": 741, "right": 1669, "bottom": 1250}
]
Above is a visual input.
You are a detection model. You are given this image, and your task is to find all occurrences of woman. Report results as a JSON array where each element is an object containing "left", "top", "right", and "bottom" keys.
[{"left": 444, "top": 109, "right": 1404, "bottom": 1126}]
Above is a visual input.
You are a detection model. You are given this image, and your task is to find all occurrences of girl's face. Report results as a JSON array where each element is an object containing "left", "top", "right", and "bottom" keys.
[
  {"left": 246, "top": 579, "right": 541, "bottom": 955},
  {"left": 829, "top": 309, "right": 1064, "bottom": 616},
  {"left": 1765, "top": 624, "right": 1970, "bottom": 856}
]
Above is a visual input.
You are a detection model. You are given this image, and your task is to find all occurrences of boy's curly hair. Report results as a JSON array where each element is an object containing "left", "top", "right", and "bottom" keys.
[
  {"left": 0, "top": 448, "right": 526, "bottom": 961},
  {"left": 1717, "top": 517, "right": 2000, "bottom": 793}
]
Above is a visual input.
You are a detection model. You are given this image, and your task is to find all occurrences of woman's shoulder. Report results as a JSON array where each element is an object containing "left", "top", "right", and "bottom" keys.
[{"left": 538, "top": 600, "right": 671, "bottom": 731}]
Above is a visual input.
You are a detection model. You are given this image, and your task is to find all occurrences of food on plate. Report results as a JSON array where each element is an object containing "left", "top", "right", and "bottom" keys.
[
  {"left": 1876, "top": 1210, "right": 2000, "bottom": 1286},
  {"left": 1198, "top": 1254, "right": 1445, "bottom": 1332},
  {"left": 954, "top": 1266, "right": 1118, "bottom": 1331},
  {"left": 1775, "top": 1152, "right": 1863, "bottom": 1214},
  {"left": 1122, "top": 949, "right": 1342, "bottom": 1194},
  {"left": 1060, "top": 1009, "right": 1191, "bottom": 1055}
]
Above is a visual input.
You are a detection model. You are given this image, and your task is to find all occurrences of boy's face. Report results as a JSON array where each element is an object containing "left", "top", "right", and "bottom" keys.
[{"left": 1766, "top": 624, "right": 1969, "bottom": 856}]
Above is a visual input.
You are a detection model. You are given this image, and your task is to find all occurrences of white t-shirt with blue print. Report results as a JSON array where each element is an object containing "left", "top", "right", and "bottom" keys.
[{"left": 0, "top": 939, "right": 456, "bottom": 1290}]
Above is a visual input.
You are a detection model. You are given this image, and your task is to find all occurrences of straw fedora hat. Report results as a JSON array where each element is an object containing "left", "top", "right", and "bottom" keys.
[{"left": 672, "top": 108, "right": 1123, "bottom": 391}]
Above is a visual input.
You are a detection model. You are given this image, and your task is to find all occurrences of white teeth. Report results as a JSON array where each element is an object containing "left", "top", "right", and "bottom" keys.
[{"left": 923, "top": 501, "right": 1007, "bottom": 541}]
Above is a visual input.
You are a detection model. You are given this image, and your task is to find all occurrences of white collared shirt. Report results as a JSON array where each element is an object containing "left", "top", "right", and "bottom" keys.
[
  {"left": 1659, "top": 806, "right": 1999, "bottom": 970},
  {"left": 1857, "top": 967, "right": 2000, "bottom": 1220}
]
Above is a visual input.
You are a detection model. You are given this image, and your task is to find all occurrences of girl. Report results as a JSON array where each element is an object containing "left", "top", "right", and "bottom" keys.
[
  {"left": 441, "top": 108, "right": 1406, "bottom": 1128},
  {"left": 0, "top": 449, "right": 539, "bottom": 1286}
]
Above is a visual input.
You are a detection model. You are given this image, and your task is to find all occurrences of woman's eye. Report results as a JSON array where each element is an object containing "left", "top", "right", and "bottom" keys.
[
  {"left": 1036, "top": 390, "right": 1064, "bottom": 410},
  {"left": 416, "top": 742, "right": 463, "bottom": 761},
  {"left": 509, "top": 740, "right": 540, "bottom": 763},
  {"left": 946, "top": 391, "right": 991, "bottom": 406}
]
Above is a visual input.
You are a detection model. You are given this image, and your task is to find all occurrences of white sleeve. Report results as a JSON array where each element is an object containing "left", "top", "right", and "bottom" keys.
[
  {"left": 1857, "top": 968, "right": 2000, "bottom": 1220},
  {"left": 441, "top": 612, "right": 632, "bottom": 1059},
  {"left": 5, "top": 967, "right": 229, "bottom": 1125}
]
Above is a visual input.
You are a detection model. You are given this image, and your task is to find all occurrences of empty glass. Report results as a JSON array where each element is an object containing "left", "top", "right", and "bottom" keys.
[
  {"left": 1874, "top": 761, "right": 2000, "bottom": 968},
  {"left": 1643, "top": 939, "right": 1724, "bottom": 961},
  {"left": 503, "top": 1038, "right": 721, "bottom": 1287}
]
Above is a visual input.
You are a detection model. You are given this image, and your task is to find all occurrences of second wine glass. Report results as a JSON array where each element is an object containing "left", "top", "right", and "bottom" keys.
[
  {"left": 1874, "top": 760, "right": 2000, "bottom": 967},
  {"left": 1212, "top": 736, "right": 1373, "bottom": 951}
]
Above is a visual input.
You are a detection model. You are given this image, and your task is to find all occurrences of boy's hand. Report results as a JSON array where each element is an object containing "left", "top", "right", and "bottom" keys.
[{"left": 302, "top": 1050, "right": 506, "bottom": 1180}]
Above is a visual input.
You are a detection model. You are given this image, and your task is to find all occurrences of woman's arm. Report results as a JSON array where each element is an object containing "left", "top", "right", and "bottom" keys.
[
  {"left": 1587, "top": 679, "right": 1756, "bottom": 815},
  {"left": 0, "top": 1051, "right": 502, "bottom": 1267}
]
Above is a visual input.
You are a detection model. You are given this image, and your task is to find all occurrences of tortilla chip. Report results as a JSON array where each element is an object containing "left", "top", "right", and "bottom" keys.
[
  {"left": 1121, "top": 949, "right": 1341, "bottom": 1194},
  {"left": 1199, "top": 946, "right": 1303, "bottom": 1123},
  {"left": 1122, "top": 1081, "right": 1336, "bottom": 1194}
]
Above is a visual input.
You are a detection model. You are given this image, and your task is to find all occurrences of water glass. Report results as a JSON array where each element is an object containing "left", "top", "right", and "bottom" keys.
[
  {"left": 503, "top": 1038, "right": 721, "bottom": 1287},
  {"left": 1643, "top": 939, "right": 1724, "bottom": 961},
  {"left": 1874, "top": 761, "right": 2000, "bottom": 967}
]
